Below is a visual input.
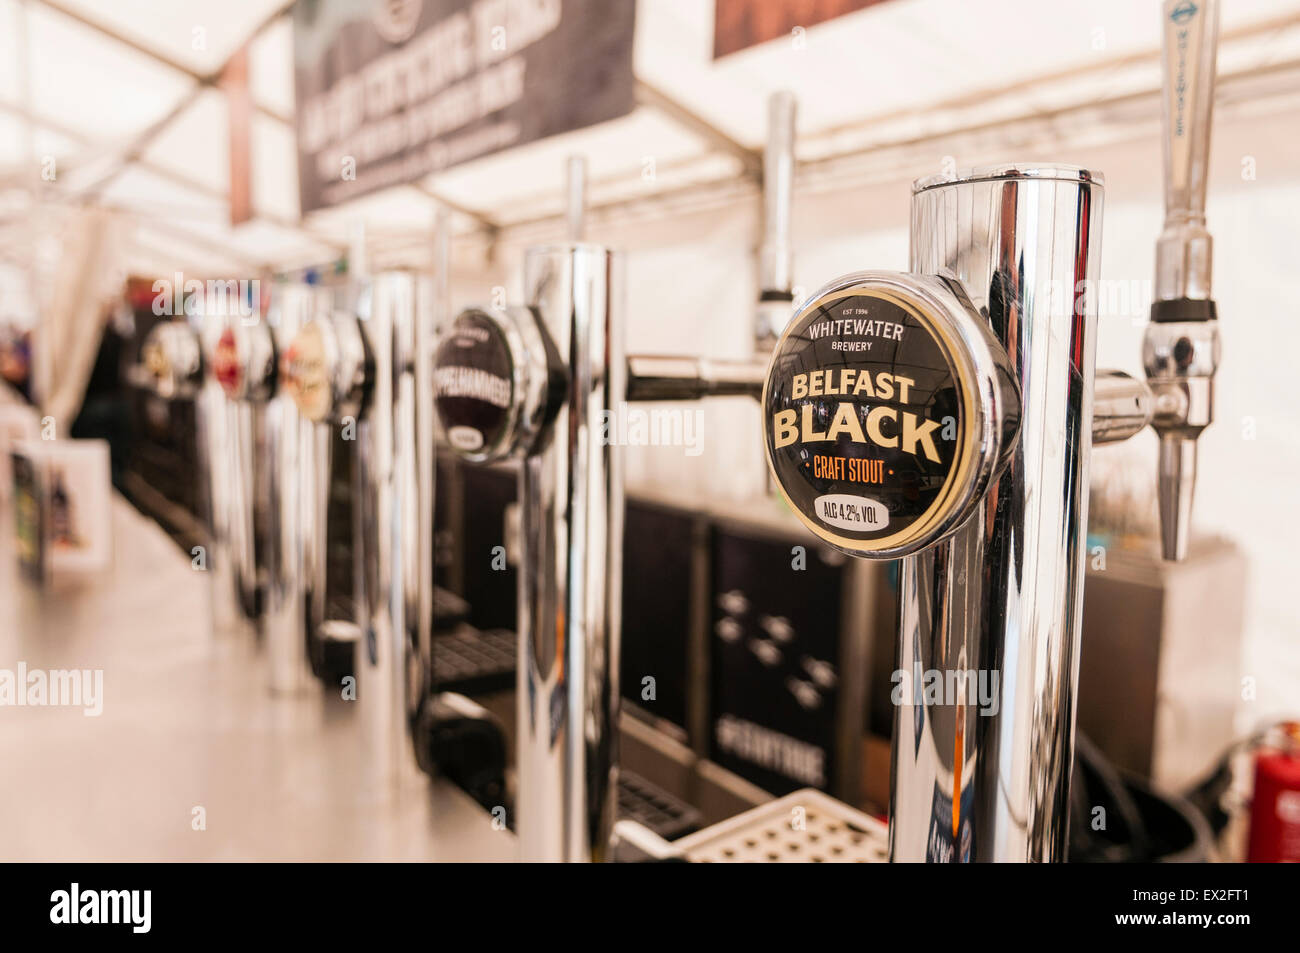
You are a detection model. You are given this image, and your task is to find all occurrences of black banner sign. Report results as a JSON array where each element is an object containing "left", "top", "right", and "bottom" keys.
[{"left": 293, "top": 0, "right": 636, "bottom": 212}]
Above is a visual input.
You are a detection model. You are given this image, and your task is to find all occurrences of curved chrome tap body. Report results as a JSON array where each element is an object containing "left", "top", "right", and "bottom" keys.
[
  {"left": 895, "top": 165, "right": 1104, "bottom": 861},
  {"left": 208, "top": 311, "right": 277, "bottom": 629},
  {"left": 264, "top": 285, "right": 329, "bottom": 694},
  {"left": 355, "top": 272, "right": 440, "bottom": 791},
  {"left": 516, "top": 244, "right": 625, "bottom": 862},
  {"left": 433, "top": 243, "right": 624, "bottom": 861}
]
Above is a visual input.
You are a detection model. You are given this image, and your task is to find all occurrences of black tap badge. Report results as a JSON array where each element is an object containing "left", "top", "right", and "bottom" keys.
[
  {"left": 434, "top": 310, "right": 515, "bottom": 457},
  {"left": 764, "top": 290, "right": 966, "bottom": 556}
]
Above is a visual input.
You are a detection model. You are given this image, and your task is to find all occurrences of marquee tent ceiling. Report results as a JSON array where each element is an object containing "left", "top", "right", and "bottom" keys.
[{"left": 2, "top": 0, "right": 1300, "bottom": 282}]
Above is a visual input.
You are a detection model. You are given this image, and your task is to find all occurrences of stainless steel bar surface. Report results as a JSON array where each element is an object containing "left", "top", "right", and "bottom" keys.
[
  {"left": 897, "top": 165, "right": 1104, "bottom": 861},
  {"left": 516, "top": 244, "right": 624, "bottom": 862}
]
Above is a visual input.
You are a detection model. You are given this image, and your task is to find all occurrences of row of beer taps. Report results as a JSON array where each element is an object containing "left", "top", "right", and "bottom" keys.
[{"left": 131, "top": 0, "right": 1221, "bottom": 862}]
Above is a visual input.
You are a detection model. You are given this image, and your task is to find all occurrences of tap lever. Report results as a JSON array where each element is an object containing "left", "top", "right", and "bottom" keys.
[
  {"left": 626, "top": 355, "right": 767, "bottom": 402},
  {"left": 1092, "top": 370, "right": 1154, "bottom": 445}
]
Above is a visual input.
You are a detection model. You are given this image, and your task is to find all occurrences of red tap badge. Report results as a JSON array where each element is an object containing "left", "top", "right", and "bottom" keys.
[{"left": 212, "top": 327, "right": 242, "bottom": 398}]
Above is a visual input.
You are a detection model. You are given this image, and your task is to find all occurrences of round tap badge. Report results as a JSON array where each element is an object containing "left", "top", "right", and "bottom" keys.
[
  {"left": 282, "top": 321, "right": 333, "bottom": 423},
  {"left": 764, "top": 277, "right": 984, "bottom": 559},
  {"left": 141, "top": 337, "right": 170, "bottom": 385},
  {"left": 212, "top": 327, "right": 242, "bottom": 399},
  {"left": 433, "top": 309, "right": 517, "bottom": 461}
]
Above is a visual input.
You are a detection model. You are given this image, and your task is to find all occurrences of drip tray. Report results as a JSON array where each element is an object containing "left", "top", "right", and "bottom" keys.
[
  {"left": 432, "top": 626, "right": 516, "bottom": 695},
  {"left": 618, "top": 769, "right": 702, "bottom": 842},
  {"left": 673, "top": 789, "right": 888, "bottom": 863}
]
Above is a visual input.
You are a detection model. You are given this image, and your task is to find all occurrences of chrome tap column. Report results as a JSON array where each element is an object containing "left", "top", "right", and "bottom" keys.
[
  {"left": 897, "top": 165, "right": 1104, "bottom": 861},
  {"left": 209, "top": 306, "right": 277, "bottom": 630},
  {"left": 433, "top": 241, "right": 623, "bottom": 861},
  {"left": 279, "top": 264, "right": 439, "bottom": 787},
  {"left": 280, "top": 292, "right": 371, "bottom": 682},
  {"left": 762, "top": 164, "right": 1113, "bottom": 862},
  {"left": 519, "top": 244, "right": 623, "bottom": 861},
  {"left": 264, "top": 284, "right": 326, "bottom": 694},
  {"left": 140, "top": 305, "right": 229, "bottom": 636},
  {"left": 355, "top": 271, "right": 439, "bottom": 790}
]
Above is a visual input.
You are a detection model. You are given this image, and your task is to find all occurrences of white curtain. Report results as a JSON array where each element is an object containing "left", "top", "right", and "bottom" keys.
[{"left": 33, "top": 207, "right": 125, "bottom": 430}]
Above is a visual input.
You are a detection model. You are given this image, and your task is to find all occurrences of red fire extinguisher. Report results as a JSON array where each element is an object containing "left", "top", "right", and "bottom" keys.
[{"left": 1247, "top": 721, "right": 1300, "bottom": 863}]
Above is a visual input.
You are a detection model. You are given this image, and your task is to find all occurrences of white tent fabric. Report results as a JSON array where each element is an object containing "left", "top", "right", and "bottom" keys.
[
  {"left": 31, "top": 206, "right": 124, "bottom": 422},
  {"left": 2, "top": 0, "right": 1300, "bottom": 285}
]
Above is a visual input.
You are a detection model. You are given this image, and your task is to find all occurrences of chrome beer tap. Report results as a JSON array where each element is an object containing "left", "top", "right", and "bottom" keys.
[
  {"left": 762, "top": 163, "right": 1156, "bottom": 862},
  {"left": 751, "top": 2, "right": 1216, "bottom": 858},
  {"left": 137, "top": 310, "right": 231, "bottom": 635},
  {"left": 208, "top": 292, "right": 278, "bottom": 629},
  {"left": 138, "top": 317, "right": 204, "bottom": 401},
  {"left": 282, "top": 229, "right": 442, "bottom": 789},
  {"left": 432, "top": 158, "right": 778, "bottom": 860},
  {"left": 1145, "top": 0, "right": 1221, "bottom": 561},
  {"left": 265, "top": 283, "right": 334, "bottom": 694},
  {"left": 434, "top": 149, "right": 1152, "bottom": 861},
  {"left": 435, "top": 157, "right": 623, "bottom": 860},
  {"left": 354, "top": 266, "right": 442, "bottom": 790}
]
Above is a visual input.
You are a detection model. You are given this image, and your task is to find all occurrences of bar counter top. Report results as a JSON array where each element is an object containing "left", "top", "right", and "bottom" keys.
[{"left": 0, "top": 496, "right": 512, "bottom": 862}]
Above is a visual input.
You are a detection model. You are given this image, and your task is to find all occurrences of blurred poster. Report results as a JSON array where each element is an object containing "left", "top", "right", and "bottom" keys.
[
  {"left": 293, "top": 0, "right": 637, "bottom": 213},
  {"left": 0, "top": 403, "right": 39, "bottom": 503},
  {"left": 9, "top": 440, "right": 112, "bottom": 582},
  {"left": 713, "top": 0, "right": 891, "bottom": 58},
  {"left": 11, "top": 450, "right": 43, "bottom": 583}
]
